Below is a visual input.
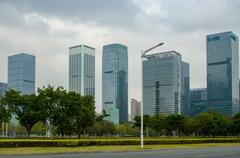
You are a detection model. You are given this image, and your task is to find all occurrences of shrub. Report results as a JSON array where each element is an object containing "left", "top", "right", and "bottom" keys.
[{"left": 0, "top": 138, "right": 240, "bottom": 148}]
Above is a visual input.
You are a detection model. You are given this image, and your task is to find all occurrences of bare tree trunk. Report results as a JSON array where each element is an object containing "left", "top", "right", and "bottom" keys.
[{"left": 1, "top": 122, "right": 4, "bottom": 138}]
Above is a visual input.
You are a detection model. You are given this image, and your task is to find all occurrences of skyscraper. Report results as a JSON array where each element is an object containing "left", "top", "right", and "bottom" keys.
[
  {"left": 69, "top": 45, "right": 95, "bottom": 97},
  {"left": 0, "top": 82, "right": 7, "bottom": 97},
  {"left": 131, "top": 99, "right": 141, "bottom": 122},
  {"left": 8, "top": 53, "right": 35, "bottom": 94},
  {"left": 143, "top": 51, "right": 182, "bottom": 116},
  {"left": 182, "top": 61, "right": 190, "bottom": 116},
  {"left": 102, "top": 44, "right": 128, "bottom": 124},
  {"left": 190, "top": 88, "right": 207, "bottom": 117},
  {"left": 207, "top": 31, "right": 239, "bottom": 116}
]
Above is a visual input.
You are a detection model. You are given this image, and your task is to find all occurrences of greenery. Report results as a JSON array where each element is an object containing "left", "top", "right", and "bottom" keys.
[
  {"left": 133, "top": 112, "right": 240, "bottom": 137},
  {"left": 1, "top": 138, "right": 240, "bottom": 148},
  {"left": 0, "top": 86, "right": 97, "bottom": 138},
  {"left": 1, "top": 85, "right": 240, "bottom": 138}
]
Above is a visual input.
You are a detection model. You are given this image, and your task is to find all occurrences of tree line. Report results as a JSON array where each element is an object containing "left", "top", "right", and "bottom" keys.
[
  {"left": 0, "top": 86, "right": 97, "bottom": 138},
  {"left": 1, "top": 86, "right": 240, "bottom": 138},
  {"left": 133, "top": 112, "right": 240, "bottom": 137}
]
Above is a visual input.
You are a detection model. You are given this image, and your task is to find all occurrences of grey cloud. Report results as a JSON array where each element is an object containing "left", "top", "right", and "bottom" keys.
[{"left": 1, "top": 0, "right": 140, "bottom": 31}]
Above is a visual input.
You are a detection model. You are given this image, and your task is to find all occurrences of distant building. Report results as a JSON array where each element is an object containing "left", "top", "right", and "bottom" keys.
[
  {"left": 102, "top": 44, "right": 128, "bottom": 124},
  {"left": 190, "top": 88, "right": 207, "bottom": 117},
  {"left": 182, "top": 61, "right": 190, "bottom": 116},
  {"left": 131, "top": 99, "right": 141, "bottom": 121},
  {"left": 207, "top": 31, "right": 239, "bottom": 116},
  {"left": 0, "top": 82, "right": 7, "bottom": 97},
  {"left": 8, "top": 53, "right": 35, "bottom": 94},
  {"left": 143, "top": 51, "right": 182, "bottom": 116},
  {"left": 69, "top": 44, "right": 95, "bottom": 97}
]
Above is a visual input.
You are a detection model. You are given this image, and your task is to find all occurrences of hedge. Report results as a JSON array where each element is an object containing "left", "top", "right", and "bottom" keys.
[{"left": 0, "top": 138, "right": 240, "bottom": 148}]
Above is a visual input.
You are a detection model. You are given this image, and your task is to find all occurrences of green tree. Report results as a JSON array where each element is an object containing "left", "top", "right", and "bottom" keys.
[
  {"left": 88, "top": 120, "right": 116, "bottom": 136},
  {"left": 230, "top": 113, "right": 240, "bottom": 137},
  {"left": 133, "top": 115, "right": 151, "bottom": 130},
  {"left": 52, "top": 90, "right": 74, "bottom": 138},
  {"left": 0, "top": 99, "right": 11, "bottom": 130},
  {"left": 71, "top": 94, "right": 96, "bottom": 138},
  {"left": 166, "top": 114, "right": 186, "bottom": 137},
  {"left": 3, "top": 90, "right": 43, "bottom": 137},
  {"left": 38, "top": 85, "right": 63, "bottom": 137},
  {"left": 150, "top": 114, "right": 166, "bottom": 136},
  {"left": 96, "top": 110, "right": 110, "bottom": 122}
]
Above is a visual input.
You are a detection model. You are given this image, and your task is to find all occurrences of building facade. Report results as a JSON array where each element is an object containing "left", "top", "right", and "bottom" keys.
[
  {"left": 8, "top": 53, "right": 35, "bottom": 94},
  {"left": 131, "top": 99, "right": 141, "bottom": 122},
  {"left": 190, "top": 88, "right": 207, "bottom": 117},
  {"left": 0, "top": 82, "right": 7, "bottom": 97},
  {"left": 102, "top": 44, "right": 128, "bottom": 124},
  {"left": 69, "top": 45, "right": 95, "bottom": 97},
  {"left": 182, "top": 61, "right": 190, "bottom": 116},
  {"left": 143, "top": 51, "right": 182, "bottom": 116},
  {"left": 207, "top": 31, "right": 239, "bottom": 116}
]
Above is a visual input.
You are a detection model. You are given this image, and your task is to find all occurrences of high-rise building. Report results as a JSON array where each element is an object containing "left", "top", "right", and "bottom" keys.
[
  {"left": 143, "top": 51, "right": 182, "bottom": 116},
  {"left": 207, "top": 31, "right": 239, "bottom": 116},
  {"left": 131, "top": 99, "right": 141, "bottom": 122},
  {"left": 69, "top": 45, "right": 95, "bottom": 97},
  {"left": 182, "top": 61, "right": 190, "bottom": 116},
  {"left": 0, "top": 82, "right": 7, "bottom": 97},
  {"left": 190, "top": 88, "right": 207, "bottom": 117},
  {"left": 8, "top": 53, "right": 35, "bottom": 94},
  {"left": 102, "top": 44, "right": 128, "bottom": 124}
]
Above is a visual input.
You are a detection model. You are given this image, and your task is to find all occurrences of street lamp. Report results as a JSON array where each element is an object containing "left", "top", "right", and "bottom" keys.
[{"left": 140, "top": 43, "right": 164, "bottom": 149}]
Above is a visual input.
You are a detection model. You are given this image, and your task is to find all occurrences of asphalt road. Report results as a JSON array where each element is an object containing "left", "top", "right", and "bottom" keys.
[{"left": 1, "top": 147, "right": 240, "bottom": 158}]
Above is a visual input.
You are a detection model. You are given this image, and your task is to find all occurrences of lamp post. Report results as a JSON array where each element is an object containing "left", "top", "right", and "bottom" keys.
[{"left": 141, "top": 43, "right": 164, "bottom": 149}]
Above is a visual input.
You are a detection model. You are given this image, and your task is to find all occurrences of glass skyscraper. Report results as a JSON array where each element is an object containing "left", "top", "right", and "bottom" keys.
[
  {"left": 69, "top": 45, "right": 95, "bottom": 97},
  {"left": 102, "top": 44, "right": 128, "bottom": 124},
  {"left": 8, "top": 53, "right": 35, "bottom": 94},
  {"left": 182, "top": 61, "right": 190, "bottom": 116},
  {"left": 190, "top": 88, "right": 207, "bottom": 117},
  {"left": 0, "top": 82, "right": 7, "bottom": 97},
  {"left": 143, "top": 51, "right": 182, "bottom": 116},
  {"left": 207, "top": 31, "right": 239, "bottom": 116}
]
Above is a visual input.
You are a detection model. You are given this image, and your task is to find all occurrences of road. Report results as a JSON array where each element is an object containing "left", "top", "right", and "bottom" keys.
[{"left": 1, "top": 147, "right": 240, "bottom": 158}]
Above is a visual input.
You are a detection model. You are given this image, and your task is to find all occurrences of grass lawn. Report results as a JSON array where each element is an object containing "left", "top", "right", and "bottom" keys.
[{"left": 1, "top": 143, "right": 240, "bottom": 155}]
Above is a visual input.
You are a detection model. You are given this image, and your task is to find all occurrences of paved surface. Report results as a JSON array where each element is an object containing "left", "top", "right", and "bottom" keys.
[{"left": 1, "top": 147, "right": 240, "bottom": 158}]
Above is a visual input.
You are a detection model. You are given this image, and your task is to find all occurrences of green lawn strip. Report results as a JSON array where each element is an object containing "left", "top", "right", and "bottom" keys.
[{"left": 0, "top": 143, "right": 240, "bottom": 155}]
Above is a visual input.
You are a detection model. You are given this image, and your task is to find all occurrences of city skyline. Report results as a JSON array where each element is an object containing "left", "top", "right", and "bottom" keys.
[{"left": 1, "top": 0, "right": 240, "bottom": 112}]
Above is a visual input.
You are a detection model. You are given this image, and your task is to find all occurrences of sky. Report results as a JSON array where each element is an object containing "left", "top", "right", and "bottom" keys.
[{"left": 0, "top": 0, "right": 240, "bottom": 112}]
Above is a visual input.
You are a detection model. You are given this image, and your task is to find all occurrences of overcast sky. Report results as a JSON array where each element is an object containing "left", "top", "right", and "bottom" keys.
[{"left": 0, "top": 0, "right": 240, "bottom": 112}]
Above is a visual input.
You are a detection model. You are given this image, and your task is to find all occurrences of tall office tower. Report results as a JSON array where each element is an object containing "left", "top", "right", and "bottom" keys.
[
  {"left": 131, "top": 99, "right": 141, "bottom": 122},
  {"left": 239, "top": 79, "right": 240, "bottom": 112},
  {"left": 102, "top": 44, "right": 128, "bottom": 124},
  {"left": 0, "top": 82, "right": 7, "bottom": 97},
  {"left": 8, "top": 53, "right": 35, "bottom": 94},
  {"left": 69, "top": 45, "right": 95, "bottom": 97},
  {"left": 182, "top": 61, "right": 190, "bottom": 116},
  {"left": 207, "top": 31, "right": 239, "bottom": 116},
  {"left": 143, "top": 51, "right": 182, "bottom": 116},
  {"left": 190, "top": 88, "right": 207, "bottom": 117}
]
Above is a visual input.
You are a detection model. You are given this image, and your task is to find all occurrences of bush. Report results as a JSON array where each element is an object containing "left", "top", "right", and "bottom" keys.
[{"left": 0, "top": 138, "right": 240, "bottom": 148}]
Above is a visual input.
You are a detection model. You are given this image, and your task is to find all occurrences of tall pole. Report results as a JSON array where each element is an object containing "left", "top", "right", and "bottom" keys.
[{"left": 141, "top": 51, "right": 144, "bottom": 149}]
